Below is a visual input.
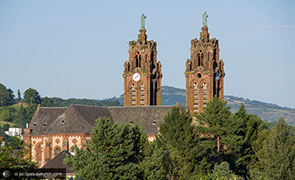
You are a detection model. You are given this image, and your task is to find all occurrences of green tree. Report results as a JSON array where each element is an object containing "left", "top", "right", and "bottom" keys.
[
  {"left": 195, "top": 96, "right": 235, "bottom": 172},
  {"left": 195, "top": 162, "right": 239, "bottom": 180},
  {"left": 17, "top": 89, "right": 22, "bottom": 102},
  {"left": 41, "top": 97, "right": 59, "bottom": 107},
  {"left": 64, "top": 117, "right": 147, "bottom": 180},
  {"left": 3, "top": 124, "right": 10, "bottom": 131},
  {"left": 0, "top": 124, "right": 10, "bottom": 137},
  {"left": 250, "top": 118, "right": 295, "bottom": 180},
  {"left": 139, "top": 143, "right": 170, "bottom": 180},
  {"left": 16, "top": 104, "right": 27, "bottom": 128},
  {"left": 24, "top": 88, "right": 41, "bottom": 104},
  {"left": 24, "top": 104, "right": 38, "bottom": 125},
  {"left": 156, "top": 106, "right": 201, "bottom": 179},
  {"left": 0, "top": 107, "right": 13, "bottom": 122},
  {"left": 232, "top": 104, "right": 269, "bottom": 177},
  {"left": 0, "top": 136, "right": 35, "bottom": 169},
  {"left": 0, "top": 83, "right": 14, "bottom": 106}
]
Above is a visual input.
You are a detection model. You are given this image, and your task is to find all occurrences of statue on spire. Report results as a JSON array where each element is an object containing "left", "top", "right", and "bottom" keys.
[
  {"left": 202, "top": 11, "right": 208, "bottom": 28},
  {"left": 141, "top": 14, "right": 146, "bottom": 30}
]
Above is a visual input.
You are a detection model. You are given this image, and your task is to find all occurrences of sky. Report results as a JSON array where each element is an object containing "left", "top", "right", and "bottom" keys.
[{"left": 0, "top": 0, "right": 294, "bottom": 108}]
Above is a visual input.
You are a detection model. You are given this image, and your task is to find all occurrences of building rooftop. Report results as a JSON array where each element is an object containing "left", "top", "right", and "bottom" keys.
[{"left": 29, "top": 105, "right": 173, "bottom": 136}]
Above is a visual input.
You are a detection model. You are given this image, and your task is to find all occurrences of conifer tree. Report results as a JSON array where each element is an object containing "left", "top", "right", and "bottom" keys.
[
  {"left": 64, "top": 117, "right": 147, "bottom": 180},
  {"left": 250, "top": 118, "right": 295, "bottom": 180},
  {"left": 231, "top": 104, "right": 267, "bottom": 177},
  {"left": 139, "top": 143, "right": 170, "bottom": 180},
  {"left": 17, "top": 89, "right": 22, "bottom": 102},
  {"left": 157, "top": 106, "right": 201, "bottom": 179},
  {"left": 195, "top": 96, "right": 234, "bottom": 171}
]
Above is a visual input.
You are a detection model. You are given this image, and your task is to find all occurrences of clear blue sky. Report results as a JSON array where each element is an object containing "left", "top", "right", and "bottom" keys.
[{"left": 0, "top": 0, "right": 294, "bottom": 108}]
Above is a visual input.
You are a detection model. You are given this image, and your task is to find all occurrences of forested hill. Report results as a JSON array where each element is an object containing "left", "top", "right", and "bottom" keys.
[{"left": 114, "top": 86, "right": 295, "bottom": 126}]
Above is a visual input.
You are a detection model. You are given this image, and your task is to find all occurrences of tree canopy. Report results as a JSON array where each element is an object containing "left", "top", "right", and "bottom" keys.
[
  {"left": 24, "top": 88, "right": 41, "bottom": 104},
  {"left": 64, "top": 117, "right": 148, "bottom": 180},
  {"left": 0, "top": 83, "right": 14, "bottom": 106},
  {"left": 250, "top": 118, "right": 295, "bottom": 179}
]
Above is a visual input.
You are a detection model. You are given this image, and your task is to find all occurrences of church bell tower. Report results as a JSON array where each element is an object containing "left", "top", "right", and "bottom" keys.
[
  {"left": 185, "top": 12, "right": 225, "bottom": 114},
  {"left": 123, "top": 14, "right": 162, "bottom": 106}
]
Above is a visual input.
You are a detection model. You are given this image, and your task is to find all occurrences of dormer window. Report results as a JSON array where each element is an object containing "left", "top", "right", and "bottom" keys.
[
  {"left": 42, "top": 123, "right": 47, "bottom": 127},
  {"left": 60, "top": 119, "right": 65, "bottom": 124},
  {"left": 152, "top": 121, "right": 156, "bottom": 126},
  {"left": 129, "top": 121, "right": 134, "bottom": 126},
  {"left": 33, "top": 123, "right": 37, "bottom": 127}
]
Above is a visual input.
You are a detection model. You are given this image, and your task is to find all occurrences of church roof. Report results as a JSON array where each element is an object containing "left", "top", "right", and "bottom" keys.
[
  {"left": 30, "top": 105, "right": 173, "bottom": 136},
  {"left": 41, "top": 150, "right": 73, "bottom": 173}
]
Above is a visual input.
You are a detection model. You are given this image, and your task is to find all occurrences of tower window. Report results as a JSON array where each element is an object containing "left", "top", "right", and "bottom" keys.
[
  {"left": 197, "top": 73, "right": 202, "bottom": 78},
  {"left": 203, "top": 82, "right": 208, "bottom": 107},
  {"left": 140, "top": 84, "right": 144, "bottom": 105},
  {"left": 136, "top": 52, "right": 141, "bottom": 68},
  {"left": 197, "top": 52, "right": 204, "bottom": 66},
  {"left": 193, "top": 82, "right": 198, "bottom": 113},
  {"left": 131, "top": 84, "right": 136, "bottom": 106}
]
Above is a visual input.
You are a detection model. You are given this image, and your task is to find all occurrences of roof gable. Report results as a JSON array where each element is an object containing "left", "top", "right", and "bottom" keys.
[{"left": 30, "top": 107, "right": 67, "bottom": 136}]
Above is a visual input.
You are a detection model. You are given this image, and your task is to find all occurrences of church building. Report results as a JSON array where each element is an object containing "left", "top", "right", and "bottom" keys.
[{"left": 24, "top": 12, "right": 225, "bottom": 168}]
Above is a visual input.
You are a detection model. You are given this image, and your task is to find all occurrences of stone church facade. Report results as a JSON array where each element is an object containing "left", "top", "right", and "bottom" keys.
[
  {"left": 185, "top": 25, "right": 225, "bottom": 113},
  {"left": 25, "top": 13, "right": 225, "bottom": 168}
]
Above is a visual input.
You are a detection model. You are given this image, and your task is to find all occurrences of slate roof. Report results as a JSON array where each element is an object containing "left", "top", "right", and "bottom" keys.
[
  {"left": 41, "top": 150, "right": 73, "bottom": 173},
  {"left": 29, "top": 107, "right": 67, "bottom": 135},
  {"left": 30, "top": 105, "right": 173, "bottom": 136}
]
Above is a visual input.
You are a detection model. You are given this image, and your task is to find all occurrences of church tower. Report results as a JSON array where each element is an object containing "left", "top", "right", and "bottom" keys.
[
  {"left": 123, "top": 14, "right": 162, "bottom": 106},
  {"left": 185, "top": 12, "right": 225, "bottom": 114}
]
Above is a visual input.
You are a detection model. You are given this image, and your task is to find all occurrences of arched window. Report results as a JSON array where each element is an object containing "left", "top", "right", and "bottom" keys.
[
  {"left": 202, "top": 82, "right": 208, "bottom": 107},
  {"left": 136, "top": 52, "right": 141, "bottom": 68},
  {"left": 193, "top": 82, "right": 198, "bottom": 113},
  {"left": 197, "top": 52, "right": 204, "bottom": 66},
  {"left": 140, "top": 84, "right": 144, "bottom": 105},
  {"left": 35, "top": 143, "right": 42, "bottom": 167},
  {"left": 131, "top": 84, "right": 136, "bottom": 106}
]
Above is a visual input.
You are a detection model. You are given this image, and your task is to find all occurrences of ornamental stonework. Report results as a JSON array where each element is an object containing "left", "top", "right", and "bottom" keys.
[
  {"left": 185, "top": 26, "right": 225, "bottom": 114},
  {"left": 123, "top": 15, "right": 162, "bottom": 106}
]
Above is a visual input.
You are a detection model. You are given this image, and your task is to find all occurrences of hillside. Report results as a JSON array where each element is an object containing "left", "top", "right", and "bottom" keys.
[{"left": 113, "top": 86, "right": 295, "bottom": 126}]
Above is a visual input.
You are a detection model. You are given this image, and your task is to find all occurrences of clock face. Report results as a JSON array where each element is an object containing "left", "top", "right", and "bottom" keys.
[{"left": 133, "top": 73, "right": 141, "bottom": 82}]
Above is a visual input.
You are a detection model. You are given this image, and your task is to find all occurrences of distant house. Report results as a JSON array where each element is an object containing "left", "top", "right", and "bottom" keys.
[
  {"left": 24, "top": 104, "right": 173, "bottom": 167},
  {"left": 5, "top": 128, "right": 23, "bottom": 140}
]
